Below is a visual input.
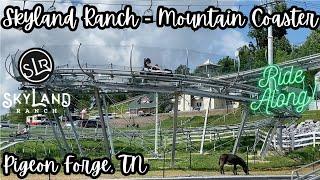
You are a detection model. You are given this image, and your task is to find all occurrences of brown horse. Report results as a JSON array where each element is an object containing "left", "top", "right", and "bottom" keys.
[{"left": 219, "top": 154, "right": 249, "bottom": 175}]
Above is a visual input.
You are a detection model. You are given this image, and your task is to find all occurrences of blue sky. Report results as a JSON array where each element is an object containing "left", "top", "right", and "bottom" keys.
[{"left": 233, "top": 0, "right": 314, "bottom": 46}]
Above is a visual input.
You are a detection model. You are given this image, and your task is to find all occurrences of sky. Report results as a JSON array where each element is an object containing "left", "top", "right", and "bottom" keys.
[{"left": 0, "top": 0, "right": 319, "bottom": 115}]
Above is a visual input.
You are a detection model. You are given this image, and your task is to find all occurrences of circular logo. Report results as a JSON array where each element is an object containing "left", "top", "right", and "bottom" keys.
[{"left": 18, "top": 48, "right": 54, "bottom": 84}]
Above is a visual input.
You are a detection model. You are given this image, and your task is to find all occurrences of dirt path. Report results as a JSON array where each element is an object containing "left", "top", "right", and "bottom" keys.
[
  {"left": 1, "top": 167, "right": 318, "bottom": 180},
  {"left": 110, "top": 109, "right": 236, "bottom": 128}
]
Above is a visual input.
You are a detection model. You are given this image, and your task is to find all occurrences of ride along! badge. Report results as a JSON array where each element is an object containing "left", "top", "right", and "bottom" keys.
[{"left": 18, "top": 48, "right": 54, "bottom": 84}]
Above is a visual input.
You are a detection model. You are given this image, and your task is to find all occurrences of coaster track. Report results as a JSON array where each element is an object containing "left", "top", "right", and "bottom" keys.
[
  {"left": 19, "top": 53, "right": 320, "bottom": 103},
  {"left": 215, "top": 53, "right": 320, "bottom": 82}
]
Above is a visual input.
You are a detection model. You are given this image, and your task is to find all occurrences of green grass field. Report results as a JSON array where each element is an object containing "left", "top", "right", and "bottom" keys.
[
  {"left": 140, "top": 110, "right": 320, "bottom": 131},
  {"left": 1, "top": 109, "right": 320, "bottom": 176},
  {"left": 2, "top": 137, "right": 319, "bottom": 172}
]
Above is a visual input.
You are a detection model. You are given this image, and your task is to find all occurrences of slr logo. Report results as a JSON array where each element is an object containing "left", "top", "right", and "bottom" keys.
[{"left": 18, "top": 48, "right": 54, "bottom": 84}]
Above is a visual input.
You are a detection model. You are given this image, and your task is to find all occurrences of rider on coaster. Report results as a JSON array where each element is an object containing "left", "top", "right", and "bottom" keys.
[{"left": 144, "top": 58, "right": 160, "bottom": 70}]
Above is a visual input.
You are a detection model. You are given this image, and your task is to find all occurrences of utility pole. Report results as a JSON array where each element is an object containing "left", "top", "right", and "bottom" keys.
[
  {"left": 267, "top": 0, "right": 273, "bottom": 66},
  {"left": 262, "top": 0, "right": 283, "bottom": 152},
  {"left": 267, "top": 0, "right": 283, "bottom": 151}
]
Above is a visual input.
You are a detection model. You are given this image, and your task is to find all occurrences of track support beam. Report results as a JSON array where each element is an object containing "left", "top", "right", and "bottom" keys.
[
  {"left": 276, "top": 121, "right": 283, "bottom": 151},
  {"left": 200, "top": 98, "right": 211, "bottom": 154},
  {"left": 171, "top": 93, "right": 179, "bottom": 167},
  {"left": 65, "top": 108, "right": 84, "bottom": 156},
  {"left": 232, "top": 105, "right": 249, "bottom": 154},
  {"left": 260, "top": 122, "right": 277, "bottom": 158},
  {"left": 45, "top": 88, "right": 71, "bottom": 154},
  {"left": 39, "top": 90, "right": 65, "bottom": 156},
  {"left": 102, "top": 94, "right": 115, "bottom": 155},
  {"left": 94, "top": 88, "right": 111, "bottom": 158}
]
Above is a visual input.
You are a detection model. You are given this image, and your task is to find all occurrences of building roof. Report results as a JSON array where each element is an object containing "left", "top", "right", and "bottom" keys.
[
  {"left": 198, "top": 59, "right": 220, "bottom": 67},
  {"left": 128, "top": 94, "right": 156, "bottom": 109}
]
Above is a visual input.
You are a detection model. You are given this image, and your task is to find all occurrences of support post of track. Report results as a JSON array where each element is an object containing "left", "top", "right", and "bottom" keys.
[
  {"left": 200, "top": 98, "right": 211, "bottom": 154},
  {"left": 260, "top": 123, "right": 277, "bottom": 158},
  {"left": 44, "top": 88, "right": 71, "bottom": 154},
  {"left": 102, "top": 94, "right": 115, "bottom": 155},
  {"left": 154, "top": 92, "right": 159, "bottom": 155},
  {"left": 171, "top": 93, "right": 179, "bottom": 167},
  {"left": 94, "top": 88, "right": 111, "bottom": 158},
  {"left": 260, "top": 127, "right": 272, "bottom": 158},
  {"left": 232, "top": 105, "right": 249, "bottom": 154},
  {"left": 276, "top": 122, "right": 283, "bottom": 151},
  {"left": 65, "top": 108, "right": 84, "bottom": 156},
  {"left": 39, "top": 90, "right": 65, "bottom": 156}
]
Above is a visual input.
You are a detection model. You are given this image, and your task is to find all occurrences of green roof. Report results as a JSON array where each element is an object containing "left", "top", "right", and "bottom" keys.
[{"left": 128, "top": 94, "right": 156, "bottom": 109}]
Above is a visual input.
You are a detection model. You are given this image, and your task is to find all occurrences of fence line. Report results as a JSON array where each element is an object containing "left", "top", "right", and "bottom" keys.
[
  {"left": 259, "top": 131, "right": 320, "bottom": 149},
  {"left": 2, "top": 124, "right": 320, "bottom": 150}
]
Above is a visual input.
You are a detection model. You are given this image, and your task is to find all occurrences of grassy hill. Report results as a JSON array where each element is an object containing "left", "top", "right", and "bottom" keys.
[
  {"left": 5, "top": 137, "right": 319, "bottom": 172},
  {"left": 141, "top": 110, "right": 320, "bottom": 131}
]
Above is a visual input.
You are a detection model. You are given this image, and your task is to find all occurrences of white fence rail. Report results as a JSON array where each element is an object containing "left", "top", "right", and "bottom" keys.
[
  {"left": 259, "top": 131, "right": 320, "bottom": 149},
  {"left": 2, "top": 123, "right": 320, "bottom": 150}
]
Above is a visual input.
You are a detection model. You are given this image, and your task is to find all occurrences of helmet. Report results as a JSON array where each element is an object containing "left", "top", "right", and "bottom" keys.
[
  {"left": 144, "top": 58, "right": 151, "bottom": 63},
  {"left": 144, "top": 58, "right": 151, "bottom": 67}
]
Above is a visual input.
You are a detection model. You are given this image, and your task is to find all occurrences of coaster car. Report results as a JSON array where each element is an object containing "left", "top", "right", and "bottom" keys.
[{"left": 140, "top": 58, "right": 173, "bottom": 76}]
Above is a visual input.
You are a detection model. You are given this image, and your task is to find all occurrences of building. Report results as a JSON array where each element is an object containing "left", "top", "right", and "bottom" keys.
[
  {"left": 177, "top": 94, "right": 239, "bottom": 112},
  {"left": 178, "top": 59, "right": 239, "bottom": 112},
  {"left": 128, "top": 94, "right": 156, "bottom": 115},
  {"left": 309, "top": 71, "right": 320, "bottom": 110},
  {"left": 194, "top": 59, "right": 221, "bottom": 77}
]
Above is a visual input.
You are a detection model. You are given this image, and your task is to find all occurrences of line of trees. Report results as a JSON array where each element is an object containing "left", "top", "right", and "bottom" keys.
[{"left": 174, "top": 3, "right": 320, "bottom": 86}]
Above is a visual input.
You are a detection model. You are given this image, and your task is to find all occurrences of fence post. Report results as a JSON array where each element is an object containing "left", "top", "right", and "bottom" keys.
[
  {"left": 291, "top": 131, "right": 295, "bottom": 151},
  {"left": 214, "top": 133, "right": 216, "bottom": 151},
  {"left": 313, "top": 131, "right": 316, "bottom": 148},
  {"left": 95, "top": 127, "right": 98, "bottom": 141}
]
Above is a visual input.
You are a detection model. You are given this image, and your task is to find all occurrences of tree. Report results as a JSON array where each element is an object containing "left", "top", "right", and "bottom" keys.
[
  {"left": 175, "top": 64, "right": 190, "bottom": 75},
  {"left": 217, "top": 56, "right": 236, "bottom": 73},
  {"left": 0, "top": 114, "right": 8, "bottom": 122},
  {"left": 244, "top": 3, "right": 293, "bottom": 69},
  {"left": 290, "top": 30, "right": 320, "bottom": 90},
  {"left": 158, "top": 93, "right": 173, "bottom": 113},
  {"left": 248, "top": 3, "right": 289, "bottom": 49},
  {"left": 291, "top": 30, "right": 320, "bottom": 59}
]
